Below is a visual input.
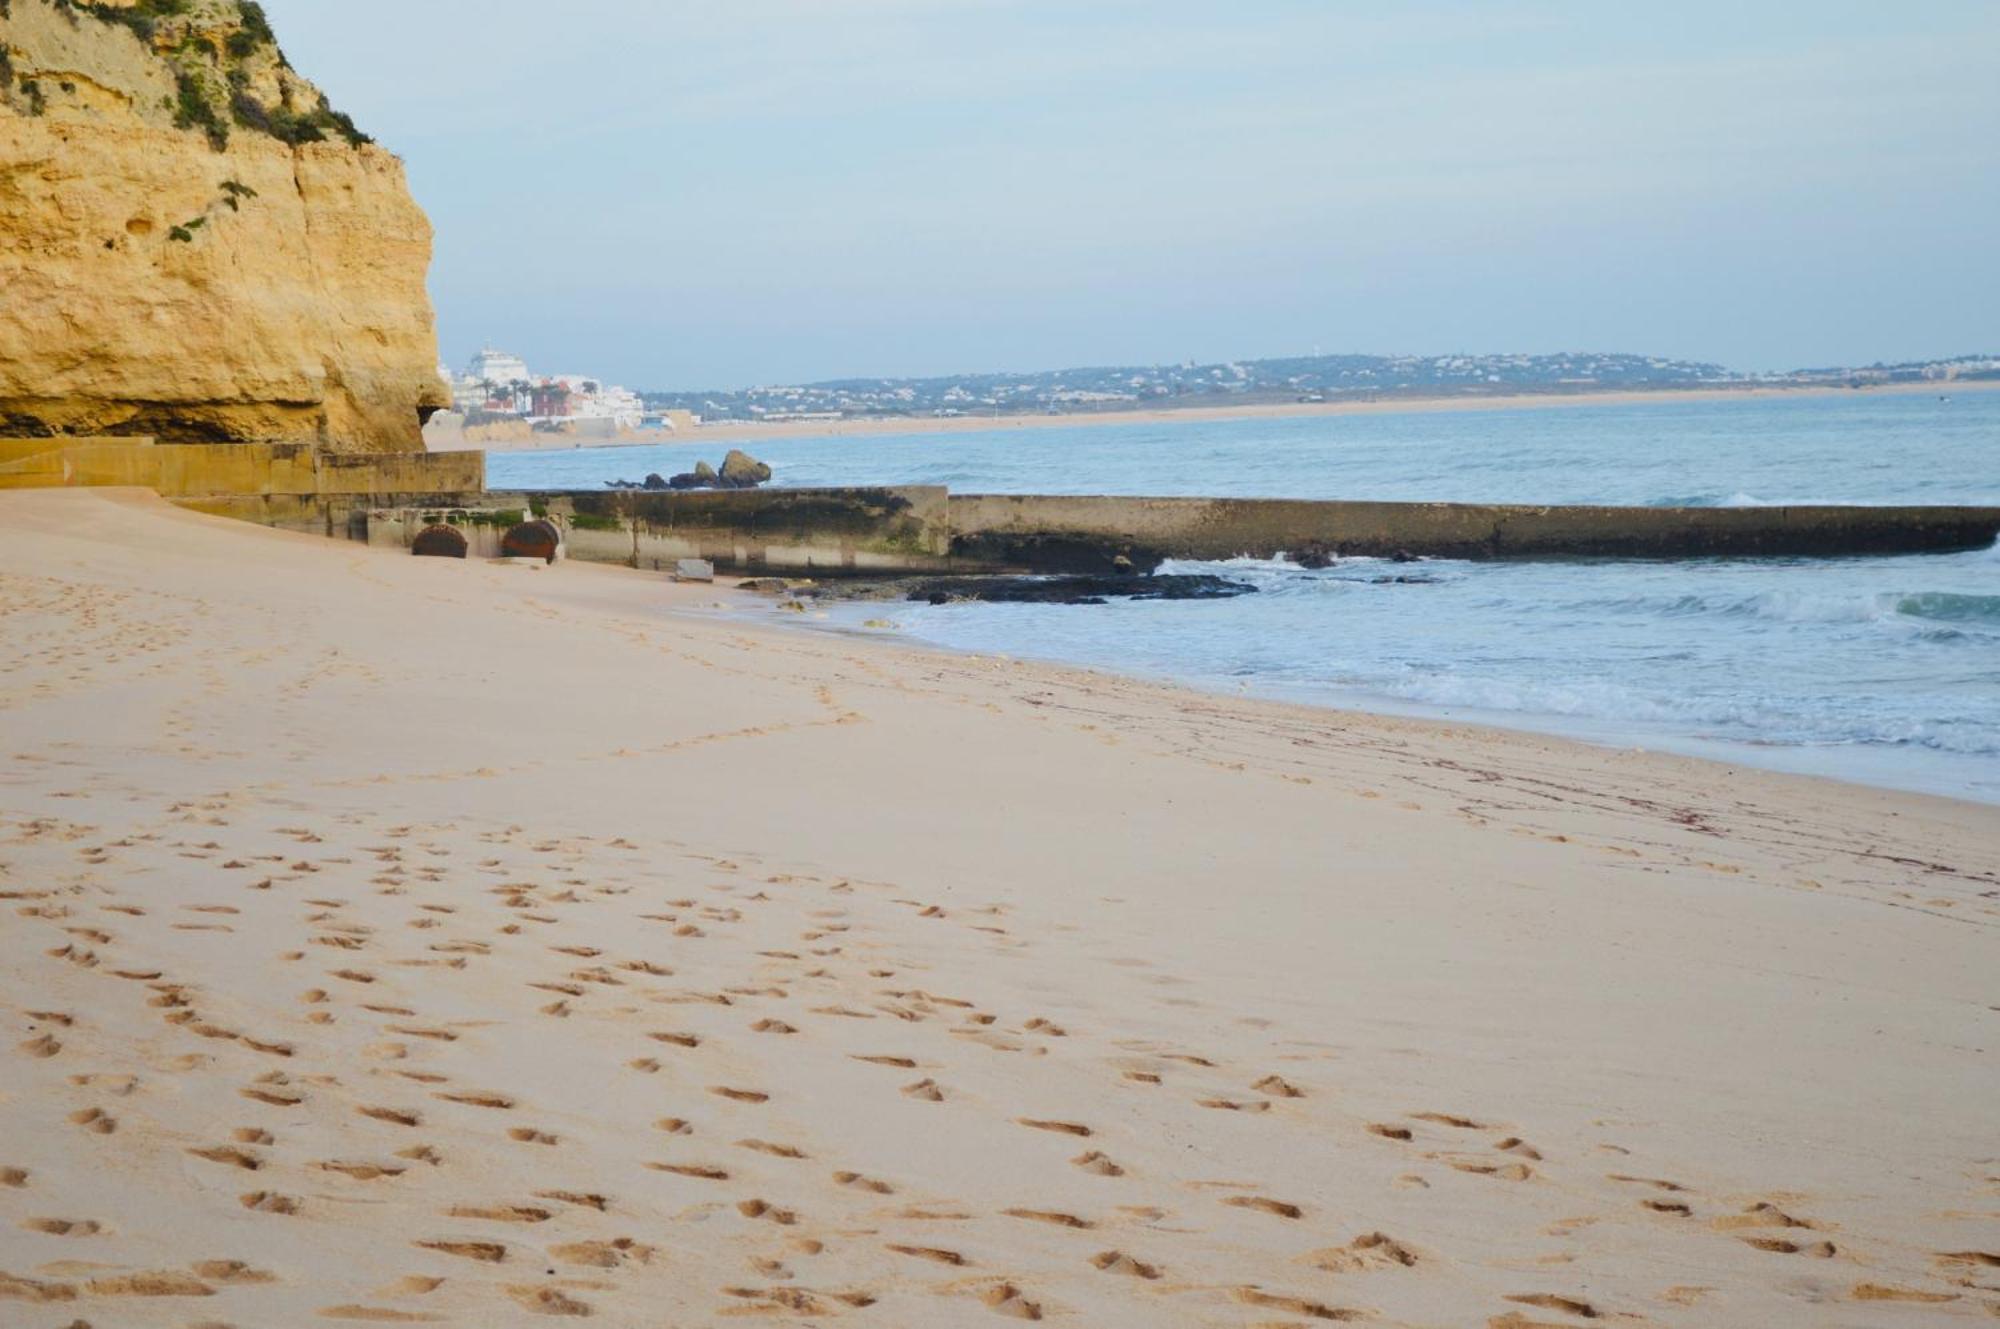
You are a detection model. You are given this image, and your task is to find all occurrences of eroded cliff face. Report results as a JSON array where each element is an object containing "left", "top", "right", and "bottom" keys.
[{"left": 0, "top": 0, "right": 447, "bottom": 451}]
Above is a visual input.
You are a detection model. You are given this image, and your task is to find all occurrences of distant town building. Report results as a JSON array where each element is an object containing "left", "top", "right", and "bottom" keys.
[
  {"left": 467, "top": 346, "right": 531, "bottom": 386},
  {"left": 440, "top": 347, "right": 652, "bottom": 430},
  {"left": 549, "top": 375, "right": 645, "bottom": 429},
  {"left": 447, "top": 375, "right": 495, "bottom": 413}
]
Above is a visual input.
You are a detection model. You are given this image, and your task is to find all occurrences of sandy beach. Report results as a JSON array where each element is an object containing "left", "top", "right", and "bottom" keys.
[
  {"left": 2, "top": 488, "right": 1995, "bottom": 1326},
  {"left": 442, "top": 378, "right": 2000, "bottom": 453}
]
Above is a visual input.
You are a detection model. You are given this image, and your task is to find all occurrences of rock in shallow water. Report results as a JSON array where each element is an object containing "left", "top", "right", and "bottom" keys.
[{"left": 783, "top": 574, "right": 1255, "bottom": 606}]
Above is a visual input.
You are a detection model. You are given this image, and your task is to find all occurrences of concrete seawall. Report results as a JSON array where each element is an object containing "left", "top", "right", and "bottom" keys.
[
  {"left": 356, "top": 487, "right": 953, "bottom": 572},
  {"left": 10, "top": 439, "right": 1993, "bottom": 570},
  {"left": 946, "top": 495, "right": 2000, "bottom": 570},
  {"left": 360, "top": 487, "right": 2000, "bottom": 574}
]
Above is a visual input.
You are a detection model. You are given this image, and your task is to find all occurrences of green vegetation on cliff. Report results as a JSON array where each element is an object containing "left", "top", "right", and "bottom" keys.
[{"left": 37, "top": 0, "right": 370, "bottom": 149}]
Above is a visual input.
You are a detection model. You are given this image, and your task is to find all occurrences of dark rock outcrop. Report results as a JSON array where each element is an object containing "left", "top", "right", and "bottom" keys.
[
  {"left": 613, "top": 451, "right": 774, "bottom": 491},
  {"left": 719, "top": 449, "right": 774, "bottom": 487},
  {"left": 784, "top": 574, "right": 1255, "bottom": 607},
  {"left": 669, "top": 460, "right": 720, "bottom": 490}
]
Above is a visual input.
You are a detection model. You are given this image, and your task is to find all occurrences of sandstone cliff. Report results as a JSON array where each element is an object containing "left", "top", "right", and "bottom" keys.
[{"left": 0, "top": 0, "right": 447, "bottom": 451}]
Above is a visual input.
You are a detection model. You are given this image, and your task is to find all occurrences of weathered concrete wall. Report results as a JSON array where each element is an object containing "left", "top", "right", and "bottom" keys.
[
  {"left": 224, "top": 478, "right": 2000, "bottom": 574},
  {"left": 361, "top": 503, "right": 540, "bottom": 559},
  {"left": 947, "top": 494, "right": 2000, "bottom": 570},
  {"left": 544, "top": 486, "right": 954, "bottom": 574},
  {"left": 178, "top": 491, "right": 498, "bottom": 541},
  {"left": 0, "top": 437, "right": 483, "bottom": 498},
  {"left": 359, "top": 488, "right": 951, "bottom": 574}
]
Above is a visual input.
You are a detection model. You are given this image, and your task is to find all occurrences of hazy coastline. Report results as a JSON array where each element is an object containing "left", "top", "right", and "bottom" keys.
[{"left": 442, "top": 376, "right": 1999, "bottom": 453}]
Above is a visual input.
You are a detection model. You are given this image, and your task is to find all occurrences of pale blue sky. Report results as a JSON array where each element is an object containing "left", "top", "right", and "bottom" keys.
[{"left": 265, "top": 1, "right": 1999, "bottom": 389}]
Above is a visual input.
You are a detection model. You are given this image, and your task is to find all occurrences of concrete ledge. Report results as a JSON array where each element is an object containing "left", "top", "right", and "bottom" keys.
[
  {"left": 136, "top": 474, "right": 2000, "bottom": 576},
  {"left": 555, "top": 486, "right": 953, "bottom": 574},
  {"left": 175, "top": 491, "right": 495, "bottom": 540},
  {"left": 947, "top": 494, "right": 2000, "bottom": 569},
  {"left": 0, "top": 437, "right": 482, "bottom": 498}
]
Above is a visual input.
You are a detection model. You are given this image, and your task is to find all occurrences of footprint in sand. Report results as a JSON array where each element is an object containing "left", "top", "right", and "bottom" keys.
[
  {"left": 317, "top": 1303, "right": 445, "bottom": 1321},
  {"left": 192, "top": 1259, "right": 277, "bottom": 1285},
  {"left": 188, "top": 1144, "right": 264, "bottom": 1170},
  {"left": 415, "top": 1239, "right": 506, "bottom": 1263},
  {"left": 504, "top": 1280, "right": 588, "bottom": 1312},
  {"left": 1233, "top": 1287, "right": 1362, "bottom": 1321},
  {"left": 87, "top": 1270, "right": 218, "bottom": 1296},
  {"left": 737, "top": 1198, "right": 798, "bottom": 1225},
  {"left": 1071, "top": 1151, "right": 1124, "bottom": 1177},
  {"left": 314, "top": 1160, "right": 407, "bottom": 1181},
  {"left": 70, "top": 1108, "right": 117, "bottom": 1135},
  {"left": 358, "top": 1106, "right": 423, "bottom": 1127},
  {"left": 1504, "top": 1292, "right": 1601, "bottom": 1319},
  {"left": 242, "top": 1076, "right": 306, "bottom": 1107},
  {"left": 981, "top": 1282, "right": 1042, "bottom": 1319},
  {"left": 1306, "top": 1231, "right": 1420, "bottom": 1271},
  {"left": 1005, "top": 1208, "right": 1092, "bottom": 1229},
  {"left": 22, "top": 1217, "right": 104, "bottom": 1236},
  {"left": 1092, "top": 1250, "right": 1161, "bottom": 1279},
  {"left": 534, "top": 1190, "right": 610, "bottom": 1211},
  {"left": 240, "top": 1190, "right": 301, "bottom": 1214},
  {"left": 1851, "top": 1283, "right": 1960, "bottom": 1305},
  {"left": 550, "top": 1237, "right": 656, "bottom": 1268},
  {"left": 649, "top": 1031, "right": 701, "bottom": 1048},
  {"left": 737, "top": 1139, "right": 806, "bottom": 1159},
  {"left": 1934, "top": 1250, "right": 2000, "bottom": 1270},
  {"left": 1740, "top": 1236, "right": 1837, "bottom": 1257},
  {"left": 446, "top": 1204, "right": 550, "bottom": 1223},
  {"left": 1017, "top": 1118, "right": 1090, "bottom": 1136},
  {"left": 435, "top": 1091, "right": 515, "bottom": 1109}
]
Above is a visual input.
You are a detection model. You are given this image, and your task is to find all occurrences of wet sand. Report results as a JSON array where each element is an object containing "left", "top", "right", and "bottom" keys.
[{"left": 1, "top": 488, "right": 1994, "bottom": 1325}]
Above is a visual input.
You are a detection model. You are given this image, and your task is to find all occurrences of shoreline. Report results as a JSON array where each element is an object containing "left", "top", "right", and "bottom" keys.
[
  {"left": 778, "top": 594, "right": 2000, "bottom": 808},
  {"left": 4, "top": 488, "right": 1994, "bottom": 1325},
  {"left": 447, "top": 376, "right": 1999, "bottom": 453}
]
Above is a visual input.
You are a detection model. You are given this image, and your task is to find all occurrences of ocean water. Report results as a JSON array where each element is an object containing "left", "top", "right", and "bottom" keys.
[{"left": 490, "top": 391, "right": 2000, "bottom": 802}]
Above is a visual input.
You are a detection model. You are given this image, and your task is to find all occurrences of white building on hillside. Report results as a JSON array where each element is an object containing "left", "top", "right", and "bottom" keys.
[
  {"left": 551, "top": 374, "right": 645, "bottom": 429},
  {"left": 467, "top": 346, "right": 532, "bottom": 387}
]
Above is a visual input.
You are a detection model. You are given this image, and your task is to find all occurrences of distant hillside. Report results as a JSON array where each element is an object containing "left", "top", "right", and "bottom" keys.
[{"left": 643, "top": 352, "right": 1999, "bottom": 423}]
